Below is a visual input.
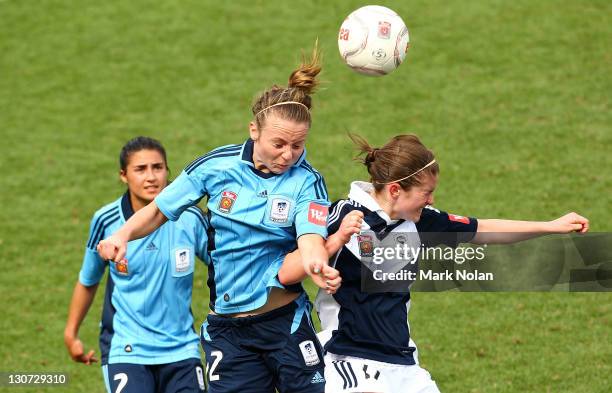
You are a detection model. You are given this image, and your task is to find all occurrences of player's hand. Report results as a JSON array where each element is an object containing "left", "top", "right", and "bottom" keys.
[
  {"left": 97, "top": 234, "right": 128, "bottom": 262},
  {"left": 548, "top": 212, "right": 589, "bottom": 233},
  {"left": 65, "top": 336, "right": 98, "bottom": 365},
  {"left": 337, "top": 210, "right": 364, "bottom": 244},
  {"left": 308, "top": 264, "right": 342, "bottom": 295}
]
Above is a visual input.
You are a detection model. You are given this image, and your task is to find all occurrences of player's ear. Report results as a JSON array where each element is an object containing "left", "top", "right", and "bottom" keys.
[
  {"left": 249, "top": 121, "right": 260, "bottom": 142},
  {"left": 388, "top": 183, "right": 401, "bottom": 199},
  {"left": 119, "top": 169, "right": 128, "bottom": 185}
]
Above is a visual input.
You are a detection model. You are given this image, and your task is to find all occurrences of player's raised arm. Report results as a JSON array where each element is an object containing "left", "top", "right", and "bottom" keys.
[
  {"left": 97, "top": 201, "right": 168, "bottom": 262},
  {"left": 471, "top": 212, "right": 589, "bottom": 244}
]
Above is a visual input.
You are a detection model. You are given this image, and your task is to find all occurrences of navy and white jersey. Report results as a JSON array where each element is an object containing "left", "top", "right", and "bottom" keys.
[
  {"left": 80, "top": 192, "right": 208, "bottom": 365},
  {"left": 316, "top": 181, "right": 478, "bottom": 365},
  {"left": 155, "top": 139, "right": 329, "bottom": 314}
]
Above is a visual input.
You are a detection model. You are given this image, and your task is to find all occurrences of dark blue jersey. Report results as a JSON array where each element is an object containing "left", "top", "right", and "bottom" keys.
[{"left": 316, "top": 181, "right": 478, "bottom": 365}]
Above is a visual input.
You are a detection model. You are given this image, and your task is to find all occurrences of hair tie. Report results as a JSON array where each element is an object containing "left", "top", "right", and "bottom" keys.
[{"left": 365, "top": 148, "right": 379, "bottom": 165}]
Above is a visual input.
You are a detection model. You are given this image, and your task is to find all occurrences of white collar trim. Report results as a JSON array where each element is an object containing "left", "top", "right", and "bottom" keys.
[{"left": 348, "top": 181, "right": 398, "bottom": 225}]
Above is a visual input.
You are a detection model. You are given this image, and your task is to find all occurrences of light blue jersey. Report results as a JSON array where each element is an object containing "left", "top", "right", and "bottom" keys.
[
  {"left": 155, "top": 139, "right": 329, "bottom": 314},
  {"left": 80, "top": 192, "right": 208, "bottom": 365}
]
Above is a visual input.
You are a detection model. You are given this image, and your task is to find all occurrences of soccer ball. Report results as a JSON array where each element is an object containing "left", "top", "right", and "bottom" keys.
[{"left": 338, "top": 5, "right": 410, "bottom": 76}]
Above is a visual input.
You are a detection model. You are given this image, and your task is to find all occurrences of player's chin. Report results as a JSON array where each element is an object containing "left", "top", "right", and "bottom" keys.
[
  {"left": 271, "top": 164, "right": 290, "bottom": 173},
  {"left": 144, "top": 191, "right": 161, "bottom": 200}
]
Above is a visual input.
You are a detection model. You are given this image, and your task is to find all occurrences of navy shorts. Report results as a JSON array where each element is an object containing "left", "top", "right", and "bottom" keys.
[
  {"left": 102, "top": 358, "right": 206, "bottom": 393},
  {"left": 200, "top": 293, "right": 326, "bottom": 393}
]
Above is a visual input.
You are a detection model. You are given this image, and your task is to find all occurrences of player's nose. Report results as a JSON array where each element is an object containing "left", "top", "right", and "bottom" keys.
[
  {"left": 281, "top": 148, "right": 293, "bottom": 161},
  {"left": 145, "top": 168, "right": 157, "bottom": 181}
]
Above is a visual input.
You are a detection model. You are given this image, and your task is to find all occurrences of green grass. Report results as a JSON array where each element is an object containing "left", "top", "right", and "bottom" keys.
[{"left": 0, "top": 0, "right": 610, "bottom": 392}]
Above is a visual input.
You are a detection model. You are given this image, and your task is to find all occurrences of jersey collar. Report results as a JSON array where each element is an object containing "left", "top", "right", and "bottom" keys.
[
  {"left": 239, "top": 139, "right": 307, "bottom": 178},
  {"left": 348, "top": 181, "right": 399, "bottom": 225},
  {"left": 120, "top": 191, "right": 135, "bottom": 221}
]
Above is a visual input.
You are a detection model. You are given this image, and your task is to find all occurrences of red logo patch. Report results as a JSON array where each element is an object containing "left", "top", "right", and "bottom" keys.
[
  {"left": 218, "top": 191, "right": 237, "bottom": 213},
  {"left": 448, "top": 214, "right": 470, "bottom": 224},
  {"left": 308, "top": 203, "right": 328, "bottom": 226}
]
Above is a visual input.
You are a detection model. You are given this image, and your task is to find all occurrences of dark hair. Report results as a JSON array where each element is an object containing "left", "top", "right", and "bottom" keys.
[
  {"left": 251, "top": 42, "right": 322, "bottom": 128},
  {"left": 119, "top": 136, "right": 168, "bottom": 171},
  {"left": 349, "top": 133, "right": 439, "bottom": 192}
]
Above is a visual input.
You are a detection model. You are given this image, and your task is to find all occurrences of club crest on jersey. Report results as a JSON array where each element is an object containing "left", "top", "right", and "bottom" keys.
[
  {"left": 218, "top": 191, "right": 237, "bottom": 213},
  {"left": 175, "top": 248, "right": 191, "bottom": 272},
  {"left": 308, "top": 202, "right": 328, "bottom": 226},
  {"left": 270, "top": 197, "right": 292, "bottom": 224},
  {"left": 378, "top": 20, "right": 391, "bottom": 39},
  {"left": 299, "top": 340, "right": 320, "bottom": 366},
  {"left": 358, "top": 235, "right": 374, "bottom": 257},
  {"left": 115, "top": 259, "right": 129, "bottom": 275}
]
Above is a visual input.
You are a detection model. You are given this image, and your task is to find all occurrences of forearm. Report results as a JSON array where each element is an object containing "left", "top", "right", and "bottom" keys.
[
  {"left": 471, "top": 219, "right": 553, "bottom": 244},
  {"left": 64, "top": 282, "right": 98, "bottom": 340},
  {"left": 278, "top": 250, "right": 306, "bottom": 285},
  {"left": 279, "top": 232, "right": 348, "bottom": 285},
  {"left": 298, "top": 234, "right": 328, "bottom": 273},
  {"left": 117, "top": 201, "right": 168, "bottom": 241},
  {"left": 325, "top": 232, "right": 349, "bottom": 256}
]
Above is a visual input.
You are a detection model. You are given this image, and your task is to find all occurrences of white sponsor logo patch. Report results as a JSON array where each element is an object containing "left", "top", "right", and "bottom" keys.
[
  {"left": 299, "top": 340, "right": 320, "bottom": 366},
  {"left": 175, "top": 248, "right": 191, "bottom": 272}
]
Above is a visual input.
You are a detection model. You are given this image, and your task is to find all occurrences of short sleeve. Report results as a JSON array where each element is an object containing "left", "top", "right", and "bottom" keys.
[
  {"left": 156, "top": 169, "right": 208, "bottom": 222},
  {"left": 294, "top": 171, "right": 330, "bottom": 239},
  {"left": 78, "top": 214, "right": 108, "bottom": 286},
  {"left": 416, "top": 206, "right": 478, "bottom": 247}
]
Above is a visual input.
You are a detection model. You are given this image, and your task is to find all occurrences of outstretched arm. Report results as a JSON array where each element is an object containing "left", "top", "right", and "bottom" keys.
[
  {"left": 97, "top": 201, "right": 168, "bottom": 262},
  {"left": 471, "top": 212, "right": 589, "bottom": 244},
  {"left": 64, "top": 282, "right": 99, "bottom": 365}
]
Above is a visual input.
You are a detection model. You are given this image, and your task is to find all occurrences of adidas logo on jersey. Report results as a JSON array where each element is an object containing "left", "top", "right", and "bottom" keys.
[
  {"left": 311, "top": 371, "right": 325, "bottom": 384},
  {"left": 146, "top": 242, "right": 158, "bottom": 251},
  {"left": 257, "top": 190, "right": 268, "bottom": 198}
]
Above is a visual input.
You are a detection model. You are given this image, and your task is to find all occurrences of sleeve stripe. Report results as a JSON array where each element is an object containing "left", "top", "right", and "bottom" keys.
[
  {"left": 299, "top": 162, "right": 328, "bottom": 200},
  {"left": 327, "top": 200, "right": 349, "bottom": 227},
  {"left": 185, "top": 145, "right": 242, "bottom": 174},
  {"left": 185, "top": 207, "right": 208, "bottom": 228},
  {"left": 86, "top": 207, "right": 119, "bottom": 248},
  {"left": 87, "top": 213, "right": 120, "bottom": 250}
]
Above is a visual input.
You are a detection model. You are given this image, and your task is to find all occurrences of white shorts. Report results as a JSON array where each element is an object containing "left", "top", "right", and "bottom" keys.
[{"left": 324, "top": 352, "right": 440, "bottom": 393}]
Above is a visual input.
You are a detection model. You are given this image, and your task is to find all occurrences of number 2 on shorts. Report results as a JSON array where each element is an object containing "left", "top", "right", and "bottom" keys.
[
  {"left": 207, "top": 350, "right": 223, "bottom": 381},
  {"left": 113, "top": 373, "right": 128, "bottom": 393}
]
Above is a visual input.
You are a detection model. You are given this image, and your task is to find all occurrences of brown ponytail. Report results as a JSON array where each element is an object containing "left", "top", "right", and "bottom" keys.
[
  {"left": 349, "top": 133, "right": 439, "bottom": 192},
  {"left": 252, "top": 42, "right": 321, "bottom": 128}
]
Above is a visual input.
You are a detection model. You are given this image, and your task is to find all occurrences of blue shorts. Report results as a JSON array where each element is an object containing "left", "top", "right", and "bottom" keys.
[
  {"left": 200, "top": 293, "right": 325, "bottom": 393},
  {"left": 102, "top": 358, "right": 206, "bottom": 393}
]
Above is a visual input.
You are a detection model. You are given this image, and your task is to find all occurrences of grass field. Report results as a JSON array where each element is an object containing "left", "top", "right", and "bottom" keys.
[{"left": 1, "top": 0, "right": 610, "bottom": 392}]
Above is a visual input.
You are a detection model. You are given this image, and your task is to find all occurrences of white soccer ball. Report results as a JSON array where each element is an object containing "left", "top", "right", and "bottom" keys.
[{"left": 338, "top": 5, "right": 410, "bottom": 76}]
